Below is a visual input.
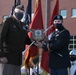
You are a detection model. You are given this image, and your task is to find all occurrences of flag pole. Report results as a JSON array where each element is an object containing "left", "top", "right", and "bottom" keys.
[
  {"left": 45, "top": 0, "right": 48, "bottom": 29},
  {"left": 25, "top": 0, "right": 32, "bottom": 75},
  {"left": 23, "top": 0, "right": 32, "bottom": 74},
  {"left": 45, "top": 0, "right": 49, "bottom": 75}
]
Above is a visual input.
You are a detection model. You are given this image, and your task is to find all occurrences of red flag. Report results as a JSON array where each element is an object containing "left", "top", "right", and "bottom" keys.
[
  {"left": 24, "top": 0, "right": 44, "bottom": 69},
  {"left": 47, "top": 0, "right": 59, "bottom": 35},
  {"left": 41, "top": 0, "right": 59, "bottom": 73}
]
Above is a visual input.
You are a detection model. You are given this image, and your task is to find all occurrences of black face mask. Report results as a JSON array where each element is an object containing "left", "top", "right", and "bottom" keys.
[
  {"left": 54, "top": 23, "right": 63, "bottom": 30},
  {"left": 15, "top": 12, "right": 23, "bottom": 20}
]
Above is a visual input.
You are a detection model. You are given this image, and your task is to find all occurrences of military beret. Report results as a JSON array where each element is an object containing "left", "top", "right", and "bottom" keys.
[
  {"left": 15, "top": 5, "right": 24, "bottom": 11},
  {"left": 53, "top": 15, "right": 63, "bottom": 21}
]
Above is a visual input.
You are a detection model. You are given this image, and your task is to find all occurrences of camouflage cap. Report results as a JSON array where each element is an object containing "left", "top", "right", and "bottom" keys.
[{"left": 16, "top": 5, "right": 24, "bottom": 11}]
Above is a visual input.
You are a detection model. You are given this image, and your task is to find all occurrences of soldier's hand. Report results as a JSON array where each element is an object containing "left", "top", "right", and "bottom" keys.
[
  {"left": 44, "top": 36, "right": 48, "bottom": 42},
  {"left": 34, "top": 41, "right": 42, "bottom": 48},
  {"left": 47, "top": 44, "right": 50, "bottom": 51},
  {"left": 0, "top": 57, "right": 8, "bottom": 63}
]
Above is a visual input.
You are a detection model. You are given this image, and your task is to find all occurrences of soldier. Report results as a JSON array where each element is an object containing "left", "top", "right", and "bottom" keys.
[
  {"left": 0, "top": 5, "right": 34, "bottom": 75},
  {"left": 36, "top": 15, "right": 71, "bottom": 75}
]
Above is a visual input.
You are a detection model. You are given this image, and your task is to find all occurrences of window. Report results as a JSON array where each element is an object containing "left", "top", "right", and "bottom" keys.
[
  {"left": 60, "top": 10, "right": 67, "bottom": 18},
  {"left": 71, "top": 8, "right": 76, "bottom": 17},
  {"left": 69, "top": 36, "right": 76, "bottom": 51}
]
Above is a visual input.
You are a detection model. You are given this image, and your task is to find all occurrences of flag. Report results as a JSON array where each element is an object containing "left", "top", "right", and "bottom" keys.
[
  {"left": 9, "top": 0, "right": 17, "bottom": 16},
  {"left": 17, "top": 0, "right": 21, "bottom": 5},
  {"left": 9, "top": 0, "right": 21, "bottom": 17},
  {"left": 47, "top": 0, "right": 59, "bottom": 35},
  {"left": 41, "top": 0, "right": 59, "bottom": 73},
  {"left": 24, "top": 0, "right": 44, "bottom": 69},
  {"left": 41, "top": 51, "right": 50, "bottom": 73},
  {"left": 23, "top": 0, "right": 32, "bottom": 68},
  {"left": 24, "top": 0, "right": 31, "bottom": 25}
]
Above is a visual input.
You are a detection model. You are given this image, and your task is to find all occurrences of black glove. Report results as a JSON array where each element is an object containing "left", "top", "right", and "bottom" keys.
[{"left": 42, "top": 42, "right": 48, "bottom": 51}]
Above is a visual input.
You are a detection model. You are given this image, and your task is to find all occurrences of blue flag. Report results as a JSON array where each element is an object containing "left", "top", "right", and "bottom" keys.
[
  {"left": 9, "top": 0, "right": 17, "bottom": 16},
  {"left": 24, "top": 0, "right": 32, "bottom": 25},
  {"left": 9, "top": 0, "right": 21, "bottom": 17},
  {"left": 17, "top": 0, "right": 21, "bottom": 5}
]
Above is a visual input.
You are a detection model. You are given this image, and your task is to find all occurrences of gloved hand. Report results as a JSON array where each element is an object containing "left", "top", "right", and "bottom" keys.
[
  {"left": 34, "top": 41, "right": 42, "bottom": 48},
  {"left": 42, "top": 42, "right": 48, "bottom": 51}
]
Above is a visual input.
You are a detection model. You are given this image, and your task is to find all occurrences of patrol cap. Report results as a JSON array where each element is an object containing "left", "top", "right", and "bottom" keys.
[
  {"left": 15, "top": 5, "right": 24, "bottom": 11},
  {"left": 53, "top": 15, "right": 63, "bottom": 21}
]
